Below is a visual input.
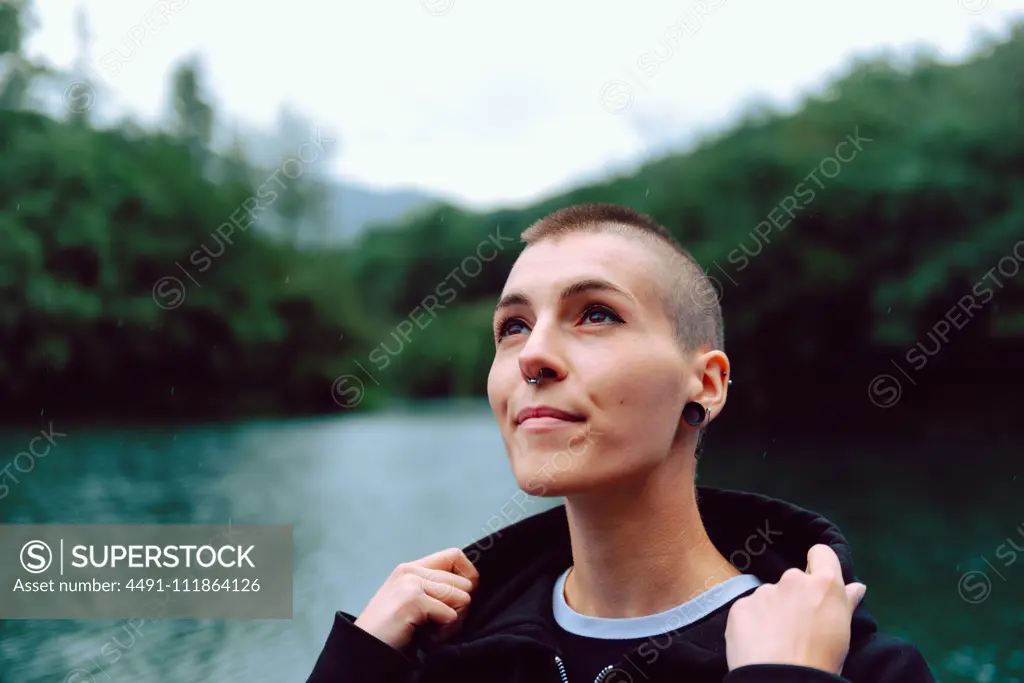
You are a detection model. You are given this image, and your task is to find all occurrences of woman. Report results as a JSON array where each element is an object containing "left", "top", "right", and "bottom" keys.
[{"left": 306, "top": 204, "right": 935, "bottom": 683}]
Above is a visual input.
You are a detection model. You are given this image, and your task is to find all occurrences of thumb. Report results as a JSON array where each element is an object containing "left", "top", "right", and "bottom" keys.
[{"left": 845, "top": 582, "right": 867, "bottom": 611}]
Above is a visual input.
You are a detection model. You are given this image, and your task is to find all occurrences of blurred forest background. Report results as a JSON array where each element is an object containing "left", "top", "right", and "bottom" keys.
[{"left": 1, "top": 2, "right": 1022, "bottom": 432}]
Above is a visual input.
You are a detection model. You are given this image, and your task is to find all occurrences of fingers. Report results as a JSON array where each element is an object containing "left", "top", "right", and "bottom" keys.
[
  {"left": 407, "top": 565, "right": 474, "bottom": 594},
  {"left": 421, "top": 579, "right": 472, "bottom": 612},
  {"left": 845, "top": 582, "right": 867, "bottom": 611},
  {"left": 418, "top": 591, "right": 460, "bottom": 625},
  {"left": 447, "top": 548, "right": 481, "bottom": 588},
  {"left": 805, "top": 544, "right": 865, "bottom": 613},
  {"left": 417, "top": 548, "right": 480, "bottom": 589},
  {"left": 805, "top": 544, "right": 843, "bottom": 581},
  {"left": 420, "top": 577, "right": 472, "bottom": 643},
  {"left": 778, "top": 567, "right": 804, "bottom": 583}
]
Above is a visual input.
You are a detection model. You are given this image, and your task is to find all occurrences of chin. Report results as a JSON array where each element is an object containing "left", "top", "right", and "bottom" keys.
[
  {"left": 503, "top": 420, "right": 602, "bottom": 492},
  {"left": 508, "top": 442, "right": 603, "bottom": 498},
  {"left": 506, "top": 446, "right": 575, "bottom": 496},
  {"left": 516, "top": 478, "right": 564, "bottom": 498},
  {"left": 515, "top": 471, "right": 581, "bottom": 498}
]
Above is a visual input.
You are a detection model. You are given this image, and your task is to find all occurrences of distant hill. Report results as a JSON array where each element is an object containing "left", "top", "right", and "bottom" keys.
[
  {"left": 324, "top": 180, "right": 440, "bottom": 243},
  {"left": 274, "top": 179, "right": 442, "bottom": 247}
]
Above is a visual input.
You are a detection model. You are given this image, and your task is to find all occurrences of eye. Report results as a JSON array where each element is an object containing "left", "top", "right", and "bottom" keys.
[
  {"left": 580, "top": 305, "right": 623, "bottom": 326},
  {"left": 496, "top": 316, "right": 529, "bottom": 341}
]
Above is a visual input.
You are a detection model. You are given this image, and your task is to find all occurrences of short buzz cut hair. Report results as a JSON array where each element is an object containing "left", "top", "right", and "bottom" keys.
[{"left": 520, "top": 203, "right": 724, "bottom": 351}]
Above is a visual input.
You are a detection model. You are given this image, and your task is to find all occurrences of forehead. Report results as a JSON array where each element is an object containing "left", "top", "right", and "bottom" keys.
[{"left": 504, "top": 231, "right": 667, "bottom": 303}]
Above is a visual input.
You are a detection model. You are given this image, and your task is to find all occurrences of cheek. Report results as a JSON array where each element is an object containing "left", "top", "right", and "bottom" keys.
[
  {"left": 487, "top": 355, "right": 512, "bottom": 416},
  {"left": 594, "top": 353, "right": 685, "bottom": 441},
  {"left": 598, "top": 355, "right": 683, "bottom": 412}
]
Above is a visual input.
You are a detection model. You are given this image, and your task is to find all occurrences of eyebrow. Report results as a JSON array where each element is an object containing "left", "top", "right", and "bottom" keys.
[{"left": 493, "top": 278, "right": 636, "bottom": 314}]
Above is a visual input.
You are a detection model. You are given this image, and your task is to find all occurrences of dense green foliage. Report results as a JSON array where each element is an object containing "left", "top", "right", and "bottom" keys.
[{"left": 2, "top": 1, "right": 1022, "bottom": 427}]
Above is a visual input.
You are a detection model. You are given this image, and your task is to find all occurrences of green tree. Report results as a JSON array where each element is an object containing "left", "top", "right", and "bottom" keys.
[{"left": 0, "top": 8, "right": 1021, "bottom": 430}]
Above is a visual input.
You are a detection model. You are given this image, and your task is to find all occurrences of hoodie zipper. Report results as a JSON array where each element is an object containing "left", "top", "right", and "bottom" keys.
[{"left": 554, "top": 656, "right": 613, "bottom": 683}]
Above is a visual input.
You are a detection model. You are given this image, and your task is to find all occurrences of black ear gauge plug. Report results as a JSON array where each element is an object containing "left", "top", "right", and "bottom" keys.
[
  {"left": 682, "top": 402, "right": 707, "bottom": 426},
  {"left": 685, "top": 372, "right": 731, "bottom": 426}
]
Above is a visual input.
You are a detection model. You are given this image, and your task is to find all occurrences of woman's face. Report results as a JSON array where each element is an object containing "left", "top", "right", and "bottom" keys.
[{"left": 487, "top": 231, "right": 698, "bottom": 497}]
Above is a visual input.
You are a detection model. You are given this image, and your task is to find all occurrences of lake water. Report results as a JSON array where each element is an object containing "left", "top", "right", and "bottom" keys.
[{"left": 0, "top": 405, "right": 1020, "bottom": 683}]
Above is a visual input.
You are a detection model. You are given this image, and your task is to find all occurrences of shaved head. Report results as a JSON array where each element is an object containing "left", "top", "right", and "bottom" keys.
[{"left": 520, "top": 203, "right": 724, "bottom": 352}]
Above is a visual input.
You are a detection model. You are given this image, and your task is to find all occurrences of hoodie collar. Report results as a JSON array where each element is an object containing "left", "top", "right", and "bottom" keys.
[{"left": 423, "top": 487, "right": 877, "bottom": 672}]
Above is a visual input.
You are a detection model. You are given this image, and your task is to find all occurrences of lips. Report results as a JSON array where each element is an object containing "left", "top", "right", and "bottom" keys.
[{"left": 515, "top": 406, "right": 585, "bottom": 425}]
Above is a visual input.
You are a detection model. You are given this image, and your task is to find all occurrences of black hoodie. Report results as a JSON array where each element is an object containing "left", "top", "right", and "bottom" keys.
[{"left": 306, "top": 487, "right": 936, "bottom": 683}]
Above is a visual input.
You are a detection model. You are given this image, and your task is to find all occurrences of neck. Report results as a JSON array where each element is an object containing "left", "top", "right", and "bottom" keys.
[{"left": 561, "top": 449, "right": 739, "bottom": 618}]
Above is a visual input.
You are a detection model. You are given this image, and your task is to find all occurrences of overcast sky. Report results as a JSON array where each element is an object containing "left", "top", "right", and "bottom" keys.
[{"left": 23, "top": 0, "right": 1024, "bottom": 209}]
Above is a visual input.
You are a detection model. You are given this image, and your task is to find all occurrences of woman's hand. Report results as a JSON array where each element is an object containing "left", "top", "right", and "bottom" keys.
[
  {"left": 354, "top": 547, "right": 480, "bottom": 652},
  {"left": 725, "top": 544, "right": 867, "bottom": 674}
]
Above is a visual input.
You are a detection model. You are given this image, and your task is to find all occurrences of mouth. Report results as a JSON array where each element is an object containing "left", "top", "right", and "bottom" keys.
[{"left": 515, "top": 405, "right": 586, "bottom": 427}]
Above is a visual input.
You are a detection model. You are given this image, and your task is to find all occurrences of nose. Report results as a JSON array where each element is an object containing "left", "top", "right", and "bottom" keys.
[{"left": 517, "top": 317, "right": 566, "bottom": 385}]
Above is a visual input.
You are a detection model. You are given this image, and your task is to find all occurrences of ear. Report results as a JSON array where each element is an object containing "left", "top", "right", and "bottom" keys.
[{"left": 690, "top": 349, "right": 730, "bottom": 423}]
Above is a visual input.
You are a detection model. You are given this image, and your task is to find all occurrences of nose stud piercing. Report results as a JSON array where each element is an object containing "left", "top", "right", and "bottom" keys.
[{"left": 525, "top": 368, "right": 553, "bottom": 385}]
